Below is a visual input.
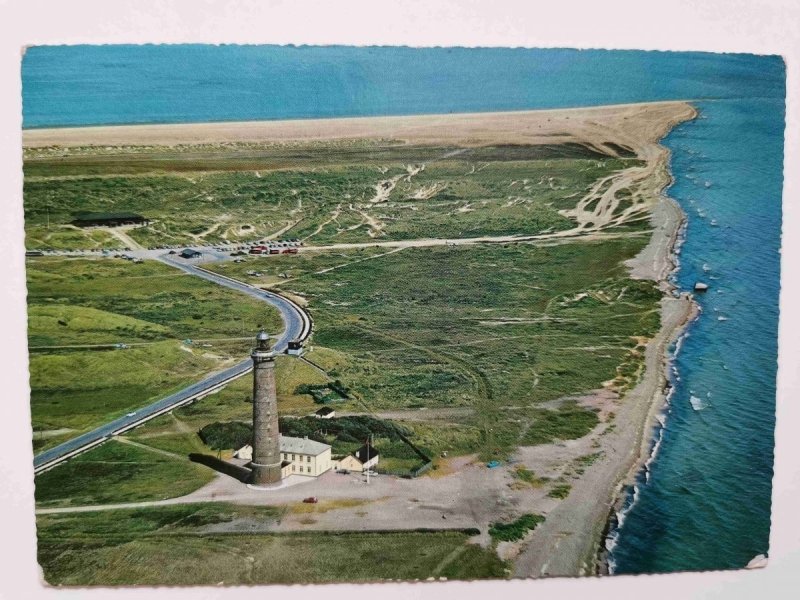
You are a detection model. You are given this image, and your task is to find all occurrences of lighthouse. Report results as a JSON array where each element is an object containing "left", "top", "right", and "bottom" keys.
[{"left": 249, "top": 330, "right": 282, "bottom": 486}]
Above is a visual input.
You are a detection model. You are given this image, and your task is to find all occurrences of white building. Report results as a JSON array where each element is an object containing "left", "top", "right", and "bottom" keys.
[{"left": 235, "top": 435, "right": 333, "bottom": 477}]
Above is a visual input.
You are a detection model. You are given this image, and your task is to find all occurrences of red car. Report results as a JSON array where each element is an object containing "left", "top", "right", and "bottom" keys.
[{"left": 302, "top": 497, "right": 318, "bottom": 504}]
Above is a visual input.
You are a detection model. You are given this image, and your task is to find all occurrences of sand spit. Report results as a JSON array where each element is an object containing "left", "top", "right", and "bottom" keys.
[{"left": 23, "top": 100, "right": 694, "bottom": 153}]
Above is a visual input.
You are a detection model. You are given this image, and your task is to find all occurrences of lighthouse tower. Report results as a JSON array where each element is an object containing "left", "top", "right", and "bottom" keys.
[{"left": 249, "top": 330, "right": 282, "bottom": 486}]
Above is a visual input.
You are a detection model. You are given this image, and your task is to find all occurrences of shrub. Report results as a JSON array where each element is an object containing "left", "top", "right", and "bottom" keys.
[
  {"left": 198, "top": 421, "right": 252, "bottom": 451},
  {"left": 547, "top": 484, "right": 572, "bottom": 499},
  {"left": 488, "top": 514, "right": 545, "bottom": 542}
]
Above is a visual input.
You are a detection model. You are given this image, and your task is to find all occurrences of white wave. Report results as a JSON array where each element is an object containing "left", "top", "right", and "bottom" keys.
[{"left": 690, "top": 395, "right": 708, "bottom": 411}]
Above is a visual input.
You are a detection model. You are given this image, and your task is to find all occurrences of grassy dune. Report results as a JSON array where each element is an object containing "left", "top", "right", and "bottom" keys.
[
  {"left": 34, "top": 439, "right": 215, "bottom": 506},
  {"left": 226, "top": 240, "right": 660, "bottom": 459},
  {"left": 27, "top": 257, "right": 281, "bottom": 345},
  {"left": 30, "top": 341, "right": 220, "bottom": 441},
  {"left": 24, "top": 141, "right": 638, "bottom": 250},
  {"left": 27, "top": 257, "right": 282, "bottom": 446},
  {"left": 37, "top": 503, "right": 506, "bottom": 585}
]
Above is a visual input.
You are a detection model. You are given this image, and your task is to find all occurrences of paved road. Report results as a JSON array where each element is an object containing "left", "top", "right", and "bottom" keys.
[{"left": 33, "top": 254, "right": 311, "bottom": 473}]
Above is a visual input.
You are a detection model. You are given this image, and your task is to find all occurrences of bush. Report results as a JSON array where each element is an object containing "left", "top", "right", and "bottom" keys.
[
  {"left": 488, "top": 514, "right": 545, "bottom": 542},
  {"left": 278, "top": 415, "right": 407, "bottom": 445},
  {"left": 198, "top": 421, "right": 252, "bottom": 451},
  {"left": 547, "top": 484, "right": 572, "bottom": 499}
]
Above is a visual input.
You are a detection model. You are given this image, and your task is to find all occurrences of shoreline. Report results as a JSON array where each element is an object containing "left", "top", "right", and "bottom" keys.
[
  {"left": 595, "top": 111, "right": 701, "bottom": 574},
  {"left": 22, "top": 99, "right": 706, "bottom": 135},
  {"left": 597, "top": 229, "right": 700, "bottom": 575},
  {"left": 23, "top": 100, "right": 696, "bottom": 149},
  {"left": 510, "top": 104, "right": 698, "bottom": 578}
]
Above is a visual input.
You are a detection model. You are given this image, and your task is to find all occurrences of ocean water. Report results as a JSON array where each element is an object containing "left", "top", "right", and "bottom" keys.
[
  {"left": 608, "top": 93, "right": 784, "bottom": 573},
  {"left": 21, "top": 46, "right": 785, "bottom": 574}
]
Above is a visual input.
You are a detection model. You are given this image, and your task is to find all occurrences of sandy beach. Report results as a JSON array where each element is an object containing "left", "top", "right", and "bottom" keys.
[
  {"left": 29, "top": 101, "right": 700, "bottom": 578},
  {"left": 23, "top": 100, "right": 694, "bottom": 154}
]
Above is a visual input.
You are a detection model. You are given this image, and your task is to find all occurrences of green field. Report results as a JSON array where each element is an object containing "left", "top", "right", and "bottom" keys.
[
  {"left": 30, "top": 342, "right": 221, "bottom": 449},
  {"left": 37, "top": 503, "right": 506, "bottom": 585},
  {"left": 211, "top": 238, "right": 659, "bottom": 460},
  {"left": 27, "top": 257, "right": 282, "bottom": 448},
  {"left": 28, "top": 137, "right": 659, "bottom": 512},
  {"left": 24, "top": 141, "right": 639, "bottom": 250},
  {"left": 34, "top": 439, "right": 214, "bottom": 506},
  {"left": 216, "top": 239, "right": 661, "bottom": 459},
  {"left": 27, "top": 257, "right": 281, "bottom": 345}
]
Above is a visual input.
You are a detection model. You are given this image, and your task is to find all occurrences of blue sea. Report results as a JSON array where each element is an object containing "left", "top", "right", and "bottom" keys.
[{"left": 21, "top": 46, "right": 785, "bottom": 574}]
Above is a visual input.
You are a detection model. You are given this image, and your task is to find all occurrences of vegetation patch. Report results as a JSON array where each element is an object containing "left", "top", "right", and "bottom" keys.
[
  {"left": 547, "top": 484, "right": 572, "bottom": 500},
  {"left": 488, "top": 514, "right": 545, "bottom": 542},
  {"left": 523, "top": 402, "right": 600, "bottom": 446},
  {"left": 198, "top": 421, "right": 252, "bottom": 451},
  {"left": 295, "top": 380, "right": 350, "bottom": 403},
  {"left": 36, "top": 503, "right": 507, "bottom": 585},
  {"left": 512, "top": 466, "right": 550, "bottom": 488},
  {"left": 34, "top": 439, "right": 213, "bottom": 507}
]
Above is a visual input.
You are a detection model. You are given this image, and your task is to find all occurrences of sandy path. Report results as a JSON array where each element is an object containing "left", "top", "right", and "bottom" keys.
[
  {"left": 266, "top": 218, "right": 303, "bottom": 241},
  {"left": 113, "top": 436, "right": 186, "bottom": 460},
  {"left": 97, "top": 226, "right": 144, "bottom": 250}
]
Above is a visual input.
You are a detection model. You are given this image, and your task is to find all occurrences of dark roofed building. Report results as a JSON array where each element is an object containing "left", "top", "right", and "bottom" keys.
[
  {"left": 314, "top": 406, "right": 335, "bottom": 419},
  {"left": 72, "top": 212, "right": 148, "bottom": 227},
  {"left": 180, "top": 248, "right": 203, "bottom": 259},
  {"left": 354, "top": 444, "right": 379, "bottom": 469},
  {"left": 286, "top": 339, "right": 304, "bottom": 356}
]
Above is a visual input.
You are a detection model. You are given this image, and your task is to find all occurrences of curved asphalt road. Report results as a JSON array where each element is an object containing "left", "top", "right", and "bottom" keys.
[{"left": 33, "top": 255, "right": 311, "bottom": 473}]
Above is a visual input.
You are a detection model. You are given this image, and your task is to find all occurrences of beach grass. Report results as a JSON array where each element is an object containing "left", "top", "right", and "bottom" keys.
[
  {"left": 26, "top": 256, "right": 282, "bottom": 444},
  {"left": 234, "top": 240, "right": 662, "bottom": 460},
  {"left": 23, "top": 139, "right": 638, "bottom": 250},
  {"left": 488, "top": 513, "right": 545, "bottom": 542},
  {"left": 36, "top": 502, "right": 507, "bottom": 585},
  {"left": 34, "top": 439, "right": 214, "bottom": 507}
]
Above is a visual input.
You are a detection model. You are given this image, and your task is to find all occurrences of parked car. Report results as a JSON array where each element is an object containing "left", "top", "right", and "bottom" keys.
[{"left": 302, "top": 497, "right": 318, "bottom": 504}]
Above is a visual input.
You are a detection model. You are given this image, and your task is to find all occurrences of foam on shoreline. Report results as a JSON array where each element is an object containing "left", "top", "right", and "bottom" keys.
[{"left": 597, "top": 107, "right": 702, "bottom": 575}]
